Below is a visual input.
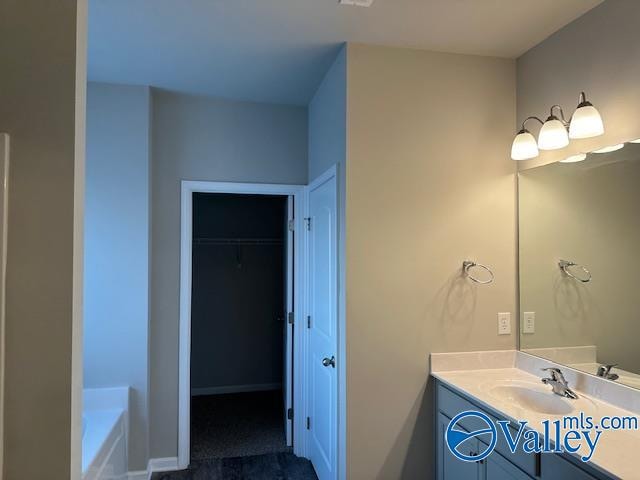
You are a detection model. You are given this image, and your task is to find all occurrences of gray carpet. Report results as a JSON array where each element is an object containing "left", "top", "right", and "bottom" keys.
[
  {"left": 150, "top": 453, "right": 318, "bottom": 480},
  {"left": 190, "top": 390, "right": 290, "bottom": 460},
  {"left": 151, "top": 391, "right": 317, "bottom": 479}
]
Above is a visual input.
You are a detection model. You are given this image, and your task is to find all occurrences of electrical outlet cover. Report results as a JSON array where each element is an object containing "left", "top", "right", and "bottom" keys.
[
  {"left": 498, "top": 312, "right": 511, "bottom": 335},
  {"left": 523, "top": 312, "right": 535, "bottom": 334}
]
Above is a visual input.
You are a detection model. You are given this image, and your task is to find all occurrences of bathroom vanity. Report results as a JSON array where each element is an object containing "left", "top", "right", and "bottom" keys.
[
  {"left": 432, "top": 351, "right": 639, "bottom": 480},
  {"left": 430, "top": 141, "right": 640, "bottom": 479}
]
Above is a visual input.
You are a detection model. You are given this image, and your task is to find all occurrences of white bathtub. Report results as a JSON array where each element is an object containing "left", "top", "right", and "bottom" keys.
[{"left": 83, "top": 387, "right": 130, "bottom": 480}]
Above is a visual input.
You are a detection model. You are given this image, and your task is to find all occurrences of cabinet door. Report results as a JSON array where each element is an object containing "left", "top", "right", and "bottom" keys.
[
  {"left": 437, "top": 413, "right": 482, "bottom": 480},
  {"left": 541, "top": 454, "right": 599, "bottom": 480},
  {"left": 485, "top": 451, "right": 533, "bottom": 480}
]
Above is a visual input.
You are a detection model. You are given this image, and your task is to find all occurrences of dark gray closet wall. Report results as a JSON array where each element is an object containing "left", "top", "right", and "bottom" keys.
[{"left": 191, "top": 193, "right": 287, "bottom": 393}]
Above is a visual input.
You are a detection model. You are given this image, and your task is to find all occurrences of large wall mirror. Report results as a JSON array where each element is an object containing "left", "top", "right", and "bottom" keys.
[{"left": 519, "top": 141, "right": 640, "bottom": 389}]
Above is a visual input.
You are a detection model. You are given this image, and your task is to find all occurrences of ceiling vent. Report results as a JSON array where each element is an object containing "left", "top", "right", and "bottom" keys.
[{"left": 338, "top": 0, "right": 375, "bottom": 6}]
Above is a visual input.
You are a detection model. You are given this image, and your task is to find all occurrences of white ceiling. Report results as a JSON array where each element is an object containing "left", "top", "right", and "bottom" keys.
[{"left": 88, "top": 0, "right": 603, "bottom": 106}]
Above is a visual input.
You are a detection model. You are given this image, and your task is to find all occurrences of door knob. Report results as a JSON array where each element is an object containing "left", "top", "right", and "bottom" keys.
[{"left": 322, "top": 356, "right": 336, "bottom": 368}]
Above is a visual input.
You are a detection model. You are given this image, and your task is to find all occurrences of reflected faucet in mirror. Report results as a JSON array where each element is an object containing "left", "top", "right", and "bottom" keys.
[{"left": 597, "top": 364, "right": 619, "bottom": 381}]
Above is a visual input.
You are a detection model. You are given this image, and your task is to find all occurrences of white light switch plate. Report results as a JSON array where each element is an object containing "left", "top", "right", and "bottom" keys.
[
  {"left": 523, "top": 312, "right": 535, "bottom": 334},
  {"left": 498, "top": 312, "right": 511, "bottom": 335}
]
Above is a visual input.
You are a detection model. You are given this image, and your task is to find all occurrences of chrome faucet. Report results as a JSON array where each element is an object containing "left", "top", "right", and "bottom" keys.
[
  {"left": 541, "top": 367, "right": 579, "bottom": 399},
  {"left": 596, "top": 364, "right": 619, "bottom": 381}
]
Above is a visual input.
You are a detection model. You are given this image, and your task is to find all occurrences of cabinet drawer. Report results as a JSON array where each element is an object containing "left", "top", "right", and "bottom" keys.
[
  {"left": 541, "top": 454, "right": 600, "bottom": 480},
  {"left": 437, "top": 383, "right": 481, "bottom": 423},
  {"left": 437, "top": 382, "right": 539, "bottom": 477},
  {"left": 487, "top": 450, "right": 535, "bottom": 480}
]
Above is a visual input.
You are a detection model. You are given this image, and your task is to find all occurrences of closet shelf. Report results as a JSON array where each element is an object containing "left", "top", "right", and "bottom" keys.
[{"left": 193, "top": 237, "right": 283, "bottom": 246}]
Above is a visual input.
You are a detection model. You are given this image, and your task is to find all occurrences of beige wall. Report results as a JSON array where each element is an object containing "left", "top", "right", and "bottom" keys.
[
  {"left": 149, "top": 90, "right": 307, "bottom": 458},
  {"left": 0, "top": 1, "right": 86, "bottom": 479},
  {"left": 517, "top": 0, "right": 640, "bottom": 169},
  {"left": 345, "top": 44, "right": 516, "bottom": 479},
  {"left": 519, "top": 146, "right": 640, "bottom": 373}
]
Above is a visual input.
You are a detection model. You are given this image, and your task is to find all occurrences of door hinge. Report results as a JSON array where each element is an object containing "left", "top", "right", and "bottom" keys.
[
  {"left": 288, "top": 219, "right": 295, "bottom": 232},
  {"left": 304, "top": 217, "right": 311, "bottom": 231},
  {"left": 306, "top": 417, "right": 311, "bottom": 430},
  {"left": 307, "top": 315, "right": 311, "bottom": 329},
  {"left": 287, "top": 408, "right": 294, "bottom": 420},
  {"left": 288, "top": 312, "right": 294, "bottom": 325}
]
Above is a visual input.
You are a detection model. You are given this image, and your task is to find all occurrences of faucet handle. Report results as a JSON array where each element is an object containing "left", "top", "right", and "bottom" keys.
[{"left": 541, "top": 367, "right": 566, "bottom": 383}]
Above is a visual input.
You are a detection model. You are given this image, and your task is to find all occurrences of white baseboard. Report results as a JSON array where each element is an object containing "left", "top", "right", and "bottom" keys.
[
  {"left": 191, "top": 382, "right": 281, "bottom": 396},
  {"left": 149, "top": 457, "right": 180, "bottom": 474},
  {"left": 127, "top": 456, "right": 179, "bottom": 480},
  {"left": 127, "top": 471, "right": 147, "bottom": 480}
]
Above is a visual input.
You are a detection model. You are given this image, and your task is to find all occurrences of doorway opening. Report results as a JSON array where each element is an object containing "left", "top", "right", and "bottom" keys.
[
  {"left": 190, "top": 192, "right": 289, "bottom": 459},
  {"left": 178, "top": 181, "right": 307, "bottom": 471},
  {"left": 178, "top": 174, "right": 343, "bottom": 480}
]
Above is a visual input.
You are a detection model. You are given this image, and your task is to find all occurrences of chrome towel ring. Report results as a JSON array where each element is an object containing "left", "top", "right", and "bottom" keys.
[
  {"left": 462, "top": 260, "right": 494, "bottom": 285},
  {"left": 559, "top": 260, "right": 592, "bottom": 283}
]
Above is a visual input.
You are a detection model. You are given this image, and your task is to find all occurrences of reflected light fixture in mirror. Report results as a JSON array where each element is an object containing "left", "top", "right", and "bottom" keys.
[
  {"left": 560, "top": 153, "right": 587, "bottom": 163},
  {"left": 593, "top": 144, "right": 625, "bottom": 154}
]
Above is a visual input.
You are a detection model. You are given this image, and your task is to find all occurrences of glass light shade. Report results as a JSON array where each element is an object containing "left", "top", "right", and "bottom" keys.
[
  {"left": 569, "top": 105, "right": 604, "bottom": 139},
  {"left": 630, "top": 138, "right": 640, "bottom": 144},
  {"left": 538, "top": 118, "right": 569, "bottom": 150},
  {"left": 511, "top": 130, "right": 539, "bottom": 160},
  {"left": 592, "top": 143, "right": 624, "bottom": 154},
  {"left": 560, "top": 153, "right": 587, "bottom": 163}
]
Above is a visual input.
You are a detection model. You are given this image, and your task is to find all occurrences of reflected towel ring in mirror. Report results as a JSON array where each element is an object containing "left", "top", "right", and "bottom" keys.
[
  {"left": 462, "top": 260, "right": 494, "bottom": 285},
  {"left": 558, "top": 259, "right": 592, "bottom": 283}
]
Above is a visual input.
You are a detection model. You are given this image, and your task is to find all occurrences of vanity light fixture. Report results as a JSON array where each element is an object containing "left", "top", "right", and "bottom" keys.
[
  {"left": 511, "top": 117, "right": 542, "bottom": 160},
  {"left": 538, "top": 108, "right": 570, "bottom": 150},
  {"left": 569, "top": 92, "right": 605, "bottom": 139},
  {"left": 592, "top": 143, "right": 624, "bottom": 154},
  {"left": 560, "top": 153, "right": 587, "bottom": 163},
  {"left": 511, "top": 91, "right": 604, "bottom": 160}
]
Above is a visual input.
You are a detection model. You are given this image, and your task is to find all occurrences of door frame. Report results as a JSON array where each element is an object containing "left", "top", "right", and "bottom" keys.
[
  {"left": 303, "top": 164, "right": 346, "bottom": 480},
  {"left": 0, "top": 133, "right": 10, "bottom": 477},
  {"left": 178, "top": 180, "right": 306, "bottom": 469}
]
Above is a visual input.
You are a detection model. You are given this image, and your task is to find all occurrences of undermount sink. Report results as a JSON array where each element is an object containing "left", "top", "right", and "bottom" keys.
[{"left": 489, "top": 383, "right": 575, "bottom": 415}]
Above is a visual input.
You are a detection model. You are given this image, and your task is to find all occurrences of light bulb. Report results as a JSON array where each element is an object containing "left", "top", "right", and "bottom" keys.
[
  {"left": 560, "top": 153, "right": 587, "bottom": 163},
  {"left": 569, "top": 106, "right": 604, "bottom": 139},
  {"left": 511, "top": 129, "right": 539, "bottom": 160},
  {"left": 569, "top": 94, "right": 604, "bottom": 139},
  {"left": 538, "top": 116, "right": 569, "bottom": 150}
]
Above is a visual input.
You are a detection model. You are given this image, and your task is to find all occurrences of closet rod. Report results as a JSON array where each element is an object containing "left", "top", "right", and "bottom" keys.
[{"left": 193, "top": 237, "right": 283, "bottom": 246}]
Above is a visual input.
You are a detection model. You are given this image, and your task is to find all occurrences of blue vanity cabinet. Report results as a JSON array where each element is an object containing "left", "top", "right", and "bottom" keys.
[
  {"left": 436, "top": 412, "right": 483, "bottom": 479},
  {"left": 540, "top": 455, "right": 604, "bottom": 480},
  {"left": 485, "top": 451, "right": 535, "bottom": 480},
  {"left": 437, "top": 409, "right": 531, "bottom": 480},
  {"left": 435, "top": 379, "right": 611, "bottom": 480}
]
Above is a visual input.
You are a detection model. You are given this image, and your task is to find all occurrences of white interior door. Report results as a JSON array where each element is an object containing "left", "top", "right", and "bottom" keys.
[
  {"left": 284, "top": 195, "right": 294, "bottom": 446},
  {"left": 306, "top": 172, "right": 338, "bottom": 480}
]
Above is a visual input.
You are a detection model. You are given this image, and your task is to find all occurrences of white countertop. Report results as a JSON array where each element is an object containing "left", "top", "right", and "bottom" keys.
[{"left": 433, "top": 365, "right": 640, "bottom": 479}]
